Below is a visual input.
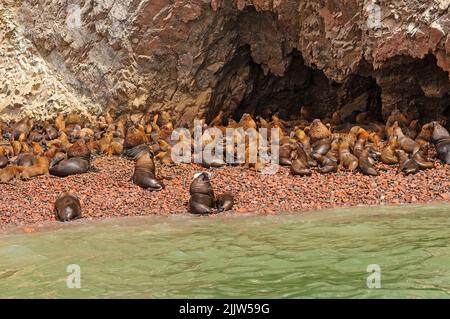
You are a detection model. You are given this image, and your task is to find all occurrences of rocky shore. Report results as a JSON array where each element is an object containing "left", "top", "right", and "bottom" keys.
[{"left": 1, "top": 156, "right": 449, "bottom": 229}]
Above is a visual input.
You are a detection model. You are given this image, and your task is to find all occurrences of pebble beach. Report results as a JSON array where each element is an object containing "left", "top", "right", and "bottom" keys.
[{"left": 1, "top": 155, "right": 449, "bottom": 230}]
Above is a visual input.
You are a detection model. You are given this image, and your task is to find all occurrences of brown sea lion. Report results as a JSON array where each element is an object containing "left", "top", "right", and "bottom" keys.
[
  {"left": 13, "top": 153, "right": 36, "bottom": 167},
  {"left": 216, "top": 192, "right": 234, "bottom": 212},
  {"left": 0, "top": 166, "right": 24, "bottom": 183},
  {"left": 44, "top": 122, "right": 59, "bottom": 140},
  {"left": 358, "top": 149, "right": 379, "bottom": 176},
  {"left": 393, "top": 122, "right": 420, "bottom": 154},
  {"left": 290, "top": 145, "right": 311, "bottom": 176},
  {"left": 339, "top": 140, "right": 358, "bottom": 171},
  {"left": 412, "top": 144, "right": 435, "bottom": 170},
  {"left": 279, "top": 140, "right": 298, "bottom": 166},
  {"left": 395, "top": 150, "right": 419, "bottom": 175},
  {"left": 311, "top": 138, "right": 331, "bottom": 160},
  {"left": 431, "top": 122, "right": 450, "bottom": 164},
  {"left": 307, "top": 119, "right": 331, "bottom": 143},
  {"left": 132, "top": 151, "right": 164, "bottom": 191},
  {"left": 54, "top": 192, "right": 82, "bottom": 222},
  {"left": 238, "top": 113, "right": 257, "bottom": 130},
  {"left": 189, "top": 172, "right": 215, "bottom": 215},
  {"left": 67, "top": 139, "right": 91, "bottom": 160},
  {"left": 49, "top": 156, "right": 90, "bottom": 177},
  {"left": 19, "top": 156, "right": 50, "bottom": 180},
  {"left": 380, "top": 136, "right": 400, "bottom": 165},
  {"left": 0, "top": 155, "right": 8, "bottom": 168},
  {"left": 415, "top": 122, "right": 434, "bottom": 146}
]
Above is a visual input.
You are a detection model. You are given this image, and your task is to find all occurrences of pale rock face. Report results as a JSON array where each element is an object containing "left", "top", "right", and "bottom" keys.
[{"left": 0, "top": 0, "right": 449, "bottom": 123}]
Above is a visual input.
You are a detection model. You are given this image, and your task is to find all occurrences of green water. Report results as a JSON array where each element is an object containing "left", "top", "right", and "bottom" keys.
[{"left": 1, "top": 203, "right": 450, "bottom": 298}]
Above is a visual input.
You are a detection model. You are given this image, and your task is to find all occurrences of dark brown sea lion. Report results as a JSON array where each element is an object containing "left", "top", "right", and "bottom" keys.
[
  {"left": 54, "top": 192, "right": 82, "bottom": 222},
  {"left": 189, "top": 172, "right": 215, "bottom": 215},
  {"left": 395, "top": 150, "right": 419, "bottom": 175},
  {"left": 0, "top": 155, "right": 8, "bottom": 169},
  {"left": 412, "top": 144, "right": 435, "bottom": 170},
  {"left": 415, "top": 122, "right": 434, "bottom": 146},
  {"left": 358, "top": 149, "right": 379, "bottom": 176},
  {"left": 290, "top": 146, "right": 311, "bottom": 176},
  {"left": 132, "top": 151, "right": 164, "bottom": 191},
  {"left": 216, "top": 192, "right": 234, "bottom": 212},
  {"left": 279, "top": 140, "right": 298, "bottom": 166},
  {"left": 311, "top": 138, "right": 331, "bottom": 161},
  {"left": 431, "top": 122, "right": 450, "bottom": 164},
  {"left": 49, "top": 156, "right": 90, "bottom": 177},
  {"left": 44, "top": 122, "right": 59, "bottom": 140}
]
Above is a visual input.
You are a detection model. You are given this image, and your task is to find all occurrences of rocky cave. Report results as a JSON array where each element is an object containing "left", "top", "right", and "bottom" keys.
[{"left": 1, "top": 1, "right": 450, "bottom": 129}]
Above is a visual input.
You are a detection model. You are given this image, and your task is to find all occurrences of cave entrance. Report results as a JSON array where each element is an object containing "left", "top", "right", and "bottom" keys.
[{"left": 205, "top": 46, "right": 383, "bottom": 127}]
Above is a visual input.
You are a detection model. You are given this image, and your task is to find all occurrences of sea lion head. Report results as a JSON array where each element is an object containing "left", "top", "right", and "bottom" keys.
[
  {"left": 190, "top": 172, "right": 214, "bottom": 196},
  {"left": 54, "top": 192, "right": 82, "bottom": 222}
]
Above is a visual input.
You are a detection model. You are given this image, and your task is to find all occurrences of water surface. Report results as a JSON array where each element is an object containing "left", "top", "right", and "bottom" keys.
[{"left": 1, "top": 203, "right": 450, "bottom": 298}]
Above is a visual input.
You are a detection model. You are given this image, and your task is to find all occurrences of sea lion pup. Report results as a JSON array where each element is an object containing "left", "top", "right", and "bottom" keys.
[
  {"left": 380, "top": 135, "right": 400, "bottom": 165},
  {"left": 386, "top": 110, "right": 409, "bottom": 138},
  {"left": 290, "top": 146, "right": 312, "bottom": 176},
  {"left": 132, "top": 151, "right": 164, "bottom": 191},
  {"left": 395, "top": 149, "right": 419, "bottom": 175},
  {"left": 189, "top": 172, "right": 215, "bottom": 215},
  {"left": 412, "top": 143, "right": 435, "bottom": 170},
  {"left": 338, "top": 140, "right": 359, "bottom": 171},
  {"left": 353, "top": 128, "right": 369, "bottom": 159},
  {"left": 431, "top": 121, "right": 450, "bottom": 164},
  {"left": 54, "top": 192, "right": 82, "bottom": 222},
  {"left": 19, "top": 156, "right": 50, "bottom": 180},
  {"left": 311, "top": 138, "right": 331, "bottom": 161},
  {"left": 358, "top": 149, "right": 379, "bottom": 176},
  {"left": 216, "top": 192, "right": 234, "bottom": 212},
  {"left": 0, "top": 154, "right": 8, "bottom": 168},
  {"left": 393, "top": 122, "right": 420, "bottom": 154}
]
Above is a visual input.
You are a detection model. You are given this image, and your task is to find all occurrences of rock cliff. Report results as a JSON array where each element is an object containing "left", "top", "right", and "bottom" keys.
[{"left": 1, "top": 0, "right": 449, "bottom": 124}]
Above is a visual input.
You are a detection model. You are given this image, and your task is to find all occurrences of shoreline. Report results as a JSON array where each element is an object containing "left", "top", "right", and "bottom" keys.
[{"left": 0, "top": 156, "right": 449, "bottom": 231}]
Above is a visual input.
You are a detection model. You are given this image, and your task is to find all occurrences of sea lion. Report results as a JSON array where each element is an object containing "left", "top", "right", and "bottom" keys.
[
  {"left": 290, "top": 146, "right": 311, "bottom": 176},
  {"left": 307, "top": 119, "right": 331, "bottom": 143},
  {"left": 279, "top": 140, "right": 298, "bottom": 166},
  {"left": 132, "top": 151, "right": 164, "bottom": 191},
  {"left": 358, "top": 149, "right": 379, "bottom": 176},
  {"left": 338, "top": 140, "right": 358, "bottom": 171},
  {"left": 49, "top": 156, "right": 90, "bottom": 177},
  {"left": 67, "top": 139, "right": 91, "bottom": 160},
  {"left": 238, "top": 113, "right": 257, "bottom": 130},
  {"left": 415, "top": 122, "right": 434, "bottom": 146},
  {"left": 0, "top": 155, "right": 8, "bottom": 168},
  {"left": 393, "top": 122, "right": 420, "bottom": 154},
  {"left": 380, "top": 136, "right": 400, "bottom": 165},
  {"left": 412, "top": 144, "right": 435, "bottom": 170},
  {"left": 395, "top": 149, "right": 419, "bottom": 175},
  {"left": 19, "top": 156, "right": 50, "bottom": 180},
  {"left": 189, "top": 172, "right": 215, "bottom": 215},
  {"left": 13, "top": 153, "right": 36, "bottom": 167},
  {"left": 54, "top": 192, "right": 82, "bottom": 222},
  {"left": 216, "top": 192, "right": 234, "bottom": 212},
  {"left": 0, "top": 166, "right": 24, "bottom": 183},
  {"left": 431, "top": 122, "right": 450, "bottom": 164}
]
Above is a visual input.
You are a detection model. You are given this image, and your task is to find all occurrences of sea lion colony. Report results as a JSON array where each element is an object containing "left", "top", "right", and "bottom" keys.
[{"left": 0, "top": 110, "right": 449, "bottom": 222}]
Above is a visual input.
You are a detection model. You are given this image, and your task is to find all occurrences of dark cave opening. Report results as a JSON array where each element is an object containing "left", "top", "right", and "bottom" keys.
[{"left": 205, "top": 45, "right": 383, "bottom": 126}]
